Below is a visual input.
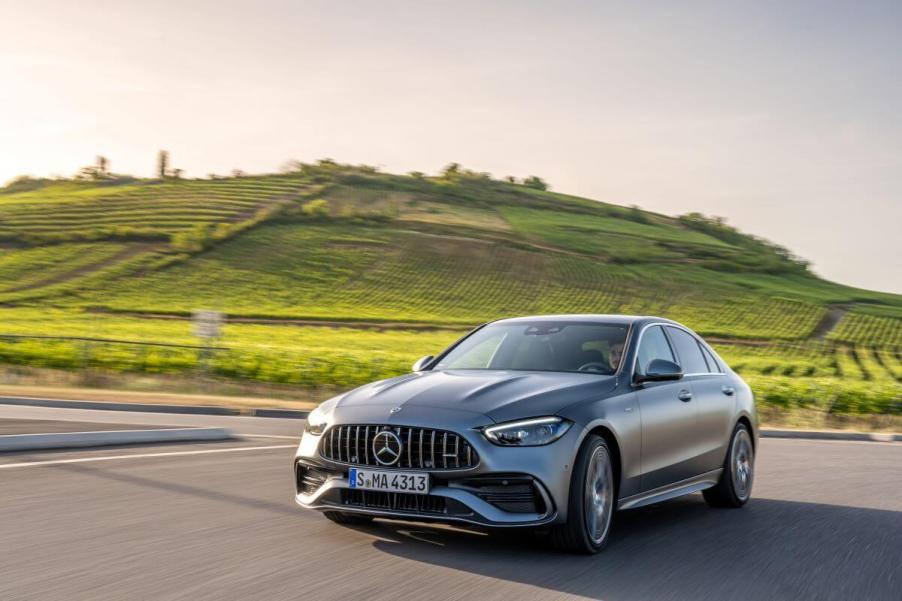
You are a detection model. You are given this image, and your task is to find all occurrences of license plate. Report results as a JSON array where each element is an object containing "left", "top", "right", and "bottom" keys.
[{"left": 349, "top": 468, "right": 430, "bottom": 494}]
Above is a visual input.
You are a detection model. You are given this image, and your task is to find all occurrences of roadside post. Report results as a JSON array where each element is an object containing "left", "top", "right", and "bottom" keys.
[{"left": 192, "top": 310, "right": 224, "bottom": 381}]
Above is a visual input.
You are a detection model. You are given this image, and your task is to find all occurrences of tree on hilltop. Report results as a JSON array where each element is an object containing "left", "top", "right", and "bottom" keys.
[
  {"left": 441, "top": 163, "right": 462, "bottom": 179},
  {"left": 522, "top": 175, "right": 548, "bottom": 191},
  {"left": 157, "top": 150, "right": 169, "bottom": 179}
]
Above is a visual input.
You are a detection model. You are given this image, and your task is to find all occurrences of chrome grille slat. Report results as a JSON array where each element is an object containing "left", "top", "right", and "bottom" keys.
[
  {"left": 354, "top": 426, "right": 360, "bottom": 462},
  {"left": 429, "top": 430, "right": 438, "bottom": 467},
  {"left": 320, "top": 424, "right": 478, "bottom": 470},
  {"left": 329, "top": 428, "right": 335, "bottom": 459},
  {"left": 345, "top": 426, "right": 351, "bottom": 463}
]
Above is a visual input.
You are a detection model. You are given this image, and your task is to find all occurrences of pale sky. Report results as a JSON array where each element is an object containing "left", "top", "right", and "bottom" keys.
[{"left": 1, "top": 0, "right": 900, "bottom": 293}]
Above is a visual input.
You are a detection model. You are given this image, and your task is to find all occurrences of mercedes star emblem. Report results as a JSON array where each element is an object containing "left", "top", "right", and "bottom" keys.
[{"left": 372, "top": 430, "right": 403, "bottom": 466}]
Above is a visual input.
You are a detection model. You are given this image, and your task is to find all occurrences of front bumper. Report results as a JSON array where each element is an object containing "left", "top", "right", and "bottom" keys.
[
  {"left": 295, "top": 459, "right": 556, "bottom": 527},
  {"left": 294, "top": 423, "right": 579, "bottom": 528}
]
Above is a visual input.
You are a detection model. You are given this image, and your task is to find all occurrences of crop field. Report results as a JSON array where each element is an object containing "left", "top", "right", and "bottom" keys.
[
  {"left": 0, "top": 176, "right": 307, "bottom": 243},
  {"left": 0, "top": 243, "right": 130, "bottom": 292},
  {"left": 828, "top": 311, "right": 902, "bottom": 347},
  {"left": 0, "top": 308, "right": 458, "bottom": 389},
  {"left": 0, "top": 165, "right": 899, "bottom": 418},
  {"left": 715, "top": 341, "right": 901, "bottom": 415},
  {"left": 0, "top": 308, "right": 897, "bottom": 415},
  {"left": 47, "top": 223, "right": 829, "bottom": 340}
]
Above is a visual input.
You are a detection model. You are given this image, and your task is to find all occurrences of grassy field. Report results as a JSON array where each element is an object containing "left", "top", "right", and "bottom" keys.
[
  {"left": 0, "top": 163, "right": 899, "bottom": 421},
  {"left": 0, "top": 309, "right": 897, "bottom": 420}
]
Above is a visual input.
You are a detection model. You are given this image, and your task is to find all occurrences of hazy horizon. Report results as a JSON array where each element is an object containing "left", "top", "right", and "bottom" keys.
[{"left": 1, "top": 0, "right": 900, "bottom": 293}]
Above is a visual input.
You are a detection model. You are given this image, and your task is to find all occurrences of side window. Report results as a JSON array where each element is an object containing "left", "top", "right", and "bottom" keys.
[
  {"left": 699, "top": 343, "right": 721, "bottom": 373},
  {"left": 635, "top": 326, "right": 675, "bottom": 375},
  {"left": 666, "top": 327, "right": 709, "bottom": 374}
]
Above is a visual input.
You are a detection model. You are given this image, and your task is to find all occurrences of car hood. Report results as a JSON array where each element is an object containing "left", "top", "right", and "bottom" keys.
[{"left": 333, "top": 369, "right": 618, "bottom": 424}]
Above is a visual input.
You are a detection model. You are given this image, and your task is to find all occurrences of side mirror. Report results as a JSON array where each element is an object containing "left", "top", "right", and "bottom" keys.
[
  {"left": 635, "top": 358, "right": 683, "bottom": 383},
  {"left": 412, "top": 355, "right": 434, "bottom": 372}
]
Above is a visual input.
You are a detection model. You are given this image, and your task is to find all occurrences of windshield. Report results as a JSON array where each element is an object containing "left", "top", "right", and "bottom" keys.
[{"left": 434, "top": 321, "right": 629, "bottom": 374}]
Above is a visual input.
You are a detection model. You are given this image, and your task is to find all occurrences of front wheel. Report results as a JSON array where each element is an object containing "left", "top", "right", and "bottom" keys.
[
  {"left": 550, "top": 434, "right": 616, "bottom": 554},
  {"left": 703, "top": 423, "right": 754, "bottom": 508}
]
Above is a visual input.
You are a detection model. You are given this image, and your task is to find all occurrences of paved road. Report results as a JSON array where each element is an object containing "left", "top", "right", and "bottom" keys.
[
  {"left": 0, "top": 403, "right": 303, "bottom": 437},
  {"left": 0, "top": 418, "right": 173, "bottom": 435},
  {"left": 1, "top": 408, "right": 901, "bottom": 601}
]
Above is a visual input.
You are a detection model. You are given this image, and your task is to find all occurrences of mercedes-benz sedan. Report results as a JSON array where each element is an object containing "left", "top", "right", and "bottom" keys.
[{"left": 294, "top": 315, "right": 757, "bottom": 553}]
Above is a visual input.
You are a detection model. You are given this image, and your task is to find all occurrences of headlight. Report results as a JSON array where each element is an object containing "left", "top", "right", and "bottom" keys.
[
  {"left": 304, "top": 407, "right": 328, "bottom": 436},
  {"left": 482, "top": 416, "right": 572, "bottom": 446}
]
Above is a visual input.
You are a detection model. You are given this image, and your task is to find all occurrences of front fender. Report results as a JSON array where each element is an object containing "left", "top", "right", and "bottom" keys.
[{"left": 559, "top": 391, "right": 642, "bottom": 501}]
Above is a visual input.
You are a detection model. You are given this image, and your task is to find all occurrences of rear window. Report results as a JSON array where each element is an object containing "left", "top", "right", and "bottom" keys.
[
  {"left": 699, "top": 344, "right": 721, "bottom": 373},
  {"left": 666, "top": 327, "right": 709, "bottom": 374}
]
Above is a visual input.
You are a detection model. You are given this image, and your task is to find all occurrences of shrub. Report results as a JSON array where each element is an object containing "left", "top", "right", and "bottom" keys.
[
  {"left": 171, "top": 223, "right": 213, "bottom": 252},
  {"left": 302, "top": 199, "right": 330, "bottom": 218}
]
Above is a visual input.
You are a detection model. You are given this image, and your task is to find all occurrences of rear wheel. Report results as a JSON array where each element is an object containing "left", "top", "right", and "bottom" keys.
[
  {"left": 323, "top": 511, "right": 374, "bottom": 525},
  {"left": 703, "top": 423, "right": 754, "bottom": 508},
  {"left": 550, "top": 434, "right": 616, "bottom": 554}
]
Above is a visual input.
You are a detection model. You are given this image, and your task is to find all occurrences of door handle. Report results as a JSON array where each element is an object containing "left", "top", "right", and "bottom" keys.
[
  {"left": 678, "top": 389, "right": 693, "bottom": 402},
  {"left": 721, "top": 386, "right": 735, "bottom": 396}
]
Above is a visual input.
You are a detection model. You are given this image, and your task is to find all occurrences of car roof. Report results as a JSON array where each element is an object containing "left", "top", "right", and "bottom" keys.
[{"left": 489, "top": 314, "right": 681, "bottom": 328}]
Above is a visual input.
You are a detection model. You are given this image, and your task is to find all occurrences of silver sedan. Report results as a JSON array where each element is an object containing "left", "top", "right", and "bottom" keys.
[{"left": 294, "top": 315, "right": 758, "bottom": 553}]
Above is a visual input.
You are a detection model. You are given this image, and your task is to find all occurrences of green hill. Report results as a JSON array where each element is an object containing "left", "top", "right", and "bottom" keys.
[{"left": 0, "top": 163, "right": 899, "bottom": 421}]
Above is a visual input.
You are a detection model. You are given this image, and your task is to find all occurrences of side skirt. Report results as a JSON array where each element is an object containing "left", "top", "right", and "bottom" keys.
[{"left": 617, "top": 469, "right": 722, "bottom": 510}]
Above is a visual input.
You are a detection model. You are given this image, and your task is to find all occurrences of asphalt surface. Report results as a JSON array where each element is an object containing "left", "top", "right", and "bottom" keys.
[
  {"left": 1, "top": 406, "right": 901, "bottom": 601},
  {"left": 0, "top": 418, "right": 171, "bottom": 435},
  {"left": 0, "top": 403, "right": 302, "bottom": 436}
]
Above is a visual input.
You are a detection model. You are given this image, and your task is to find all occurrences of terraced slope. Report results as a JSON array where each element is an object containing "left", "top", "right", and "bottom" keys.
[
  {"left": 0, "top": 176, "right": 306, "bottom": 243},
  {"left": 0, "top": 163, "right": 899, "bottom": 418},
  {"left": 68, "top": 223, "right": 828, "bottom": 340}
]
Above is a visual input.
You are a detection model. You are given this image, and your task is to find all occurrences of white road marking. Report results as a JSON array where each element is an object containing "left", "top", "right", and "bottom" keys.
[
  {"left": 241, "top": 434, "right": 300, "bottom": 440},
  {"left": 769, "top": 438, "right": 901, "bottom": 447},
  {"left": 0, "top": 444, "right": 295, "bottom": 469}
]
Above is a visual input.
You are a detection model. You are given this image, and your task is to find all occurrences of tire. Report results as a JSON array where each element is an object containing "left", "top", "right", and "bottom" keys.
[
  {"left": 703, "top": 422, "right": 754, "bottom": 508},
  {"left": 550, "top": 434, "right": 616, "bottom": 554},
  {"left": 323, "top": 511, "right": 375, "bottom": 525}
]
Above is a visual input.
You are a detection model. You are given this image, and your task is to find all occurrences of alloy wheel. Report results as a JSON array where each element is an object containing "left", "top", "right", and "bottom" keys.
[
  {"left": 584, "top": 445, "right": 614, "bottom": 545},
  {"left": 731, "top": 428, "right": 754, "bottom": 501}
]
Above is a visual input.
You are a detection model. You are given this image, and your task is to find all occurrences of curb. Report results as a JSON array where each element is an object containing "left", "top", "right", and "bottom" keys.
[
  {"left": 251, "top": 408, "right": 309, "bottom": 419},
  {"left": 0, "top": 396, "right": 310, "bottom": 419},
  {"left": 761, "top": 429, "right": 900, "bottom": 443},
  {"left": 0, "top": 427, "right": 234, "bottom": 453},
  {"left": 0, "top": 396, "right": 241, "bottom": 416}
]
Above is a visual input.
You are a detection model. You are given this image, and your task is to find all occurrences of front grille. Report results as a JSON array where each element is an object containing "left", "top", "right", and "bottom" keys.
[
  {"left": 320, "top": 425, "right": 479, "bottom": 470},
  {"left": 341, "top": 489, "right": 447, "bottom": 514}
]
